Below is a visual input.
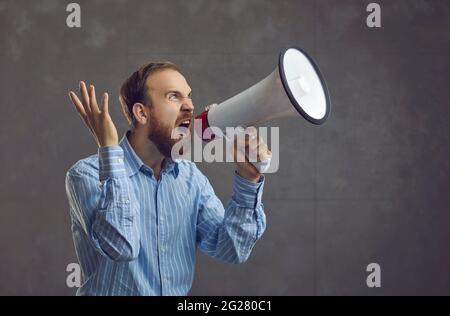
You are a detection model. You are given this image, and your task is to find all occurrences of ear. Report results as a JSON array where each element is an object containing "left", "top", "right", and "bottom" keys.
[{"left": 132, "top": 103, "right": 149, "bottom": 125}]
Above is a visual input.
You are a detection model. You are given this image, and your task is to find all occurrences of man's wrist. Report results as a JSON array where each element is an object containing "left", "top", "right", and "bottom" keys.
[
  {"left": 235, "top": 168, "right": 261, "bottom": 183},
  {"left": 99, "top": 140, "right": 119, "bottom": 148}
]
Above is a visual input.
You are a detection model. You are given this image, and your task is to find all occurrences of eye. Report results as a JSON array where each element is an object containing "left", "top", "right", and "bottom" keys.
[{"left": 168, "top": 93, "right": 179, "bottom": 101}]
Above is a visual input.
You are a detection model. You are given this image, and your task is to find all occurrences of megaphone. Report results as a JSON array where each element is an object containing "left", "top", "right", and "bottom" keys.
[{"left": 195, "top": 47, "right": 331, "bottom": 172}]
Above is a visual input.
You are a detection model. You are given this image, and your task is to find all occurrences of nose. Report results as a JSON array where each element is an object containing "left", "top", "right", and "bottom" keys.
[{"left": 181, "top": 98, "right": 194, "bottom": 113}]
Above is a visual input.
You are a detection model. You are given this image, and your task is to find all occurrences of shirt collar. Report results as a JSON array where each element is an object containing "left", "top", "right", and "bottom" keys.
[{"left": 119, "top": 131, "right": 179, "bottom": 179}]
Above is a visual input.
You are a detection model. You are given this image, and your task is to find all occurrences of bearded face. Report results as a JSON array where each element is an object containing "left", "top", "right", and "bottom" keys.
[
  {"left": 140, "top": 69, "right": 194, "bottom": 158},
  {"left": 147, "top": 109, "right": 192, "bottom": 158}
]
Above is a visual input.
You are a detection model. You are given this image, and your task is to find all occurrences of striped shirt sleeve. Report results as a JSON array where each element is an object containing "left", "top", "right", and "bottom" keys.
[
  {"left": 196, "top": 172, "right": 266, "bottom": 264},
  {"left": 98, "top": 145, "right": 126, "bottom": 180},
  {"left": 65, "top": 146, "right": 140, "bottom": 262}
]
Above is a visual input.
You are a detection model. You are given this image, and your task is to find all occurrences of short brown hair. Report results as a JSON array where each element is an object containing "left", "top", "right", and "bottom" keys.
[{"left": 119, "top": 61, "right": 179, "bottom": 125}]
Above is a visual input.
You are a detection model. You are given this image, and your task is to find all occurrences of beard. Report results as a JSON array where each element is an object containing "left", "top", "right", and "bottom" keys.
[{"left": 147, "top": 115, "right": 191, "bottom": 158}]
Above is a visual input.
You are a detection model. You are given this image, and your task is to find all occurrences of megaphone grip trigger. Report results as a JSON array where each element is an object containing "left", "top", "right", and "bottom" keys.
[{"left": 252, "top": 158, "right": 271, "bottom": 174}]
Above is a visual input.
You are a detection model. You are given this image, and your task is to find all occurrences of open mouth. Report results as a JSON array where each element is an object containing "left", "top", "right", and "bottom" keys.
[
  {"left": 177, "top": 119, "right": 191, "bottom": 129},
  {"left": 175, "top": 118, "right": 192, "bottom": 138}
]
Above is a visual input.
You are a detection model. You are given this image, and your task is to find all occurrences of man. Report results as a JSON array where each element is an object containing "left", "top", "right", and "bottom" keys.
[{"left": 65, "top": 62, "right": 271, "bottom": 296}]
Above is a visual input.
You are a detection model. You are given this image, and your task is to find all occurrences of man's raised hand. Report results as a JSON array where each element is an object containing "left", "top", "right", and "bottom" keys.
[{"left": 68, "top": 81, "right": 119, "bottom": 147}]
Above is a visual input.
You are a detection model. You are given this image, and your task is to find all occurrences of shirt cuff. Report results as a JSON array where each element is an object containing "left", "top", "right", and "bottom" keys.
[
  {"left": 98, "top": 146, "right": 126, "bottom": 181},
  {"left": 232, "top": 172, "right": 265, "bottom": 208}
]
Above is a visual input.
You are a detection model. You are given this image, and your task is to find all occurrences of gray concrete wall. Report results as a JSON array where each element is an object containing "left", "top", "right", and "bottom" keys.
[{"left": 0, "top": 0, "right": 449, "bottom": 295}]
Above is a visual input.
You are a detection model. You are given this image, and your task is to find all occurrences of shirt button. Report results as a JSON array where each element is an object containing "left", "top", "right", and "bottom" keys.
[{"left": 117, "top": 158, "right": 123, "bottom": 164}]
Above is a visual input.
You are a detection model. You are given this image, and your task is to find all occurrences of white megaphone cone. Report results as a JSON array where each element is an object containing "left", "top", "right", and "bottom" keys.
[{"left": 195, "top": 47, "right": 331, "bottom": 173}]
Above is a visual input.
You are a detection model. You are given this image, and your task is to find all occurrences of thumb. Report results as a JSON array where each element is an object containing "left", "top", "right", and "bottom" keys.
[{"left": 204, "top": 103, "right": 218, "bottom": 112}]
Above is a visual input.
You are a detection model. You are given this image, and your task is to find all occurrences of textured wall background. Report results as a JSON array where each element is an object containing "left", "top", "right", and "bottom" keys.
[{"left": 0, "top": 0, "right": 449, "bottom": 295}]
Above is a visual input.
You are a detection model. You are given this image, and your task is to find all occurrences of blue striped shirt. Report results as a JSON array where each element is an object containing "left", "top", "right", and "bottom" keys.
[{"left": 65, "top": 132, "right": 266, "bottom": 296}]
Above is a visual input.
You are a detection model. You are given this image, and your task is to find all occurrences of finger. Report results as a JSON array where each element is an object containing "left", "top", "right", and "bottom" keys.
[
  {"left": 68, "top": 91, "right": 87, "bottom": 117},
  {"left": 69, "top": 91, "right": 96, "bottom": 136},
  {"left": 235, "top": 137, "right": 250, "bottom": 159},
  {"left": 258, "top": 152, "right": 272, "bottom": 163},
  {"left": 257, "top": 143, "right": 268, "bottom": 155},
  {"left": 233, "top": 139, "right": 247, "bottom": 163},
  {"left": 249, "top": 135, "right": 262, "bottom": 148},
  {"left": 247, "top": 142, "right": 268, "bottom": 161},
  {"left": 79, "top": 81, "right": 92, "bottom": 113},
  {"left": 236, "top": 126, "right": 259, "bottom": 147},
  {"left": 100, "top": 92, "right": 109, "bottom": 114},
  {"left": 257, "top": 144, "right": 271, "bottom": 161},
  {"left": 257, "top": 134, "right": 264, "bottom": 145},
  {"left": 89, "top": 85, "right": 100, "bottom": 113},
  {"left": 238, "top": 138, "right": 257, "bottom": 161},
  {"left": 234, "top": 126, "right": 261, "bottom": 160},
  {"left": 251, "top": 129, "right": 265, "bottom": 147},
  {"left": 245, "top": 126, "right": 258, "bottom": 139},
  {"left": 247, "top": 140, "right": 262, "bottom": 162}
]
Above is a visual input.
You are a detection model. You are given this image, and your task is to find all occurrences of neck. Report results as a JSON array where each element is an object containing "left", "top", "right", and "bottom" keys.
[{"left": 127, "top": 128, "right": 165, "bottom": 179}]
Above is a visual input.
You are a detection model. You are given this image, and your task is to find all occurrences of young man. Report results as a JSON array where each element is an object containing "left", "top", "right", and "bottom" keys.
[{"left": 65, "top": 62, "right": 271, "bottom": 296}]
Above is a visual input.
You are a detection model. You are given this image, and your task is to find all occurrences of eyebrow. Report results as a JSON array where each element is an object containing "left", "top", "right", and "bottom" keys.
[{"left": 165, "top": 90, "right": 192, "bottom": 97}]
